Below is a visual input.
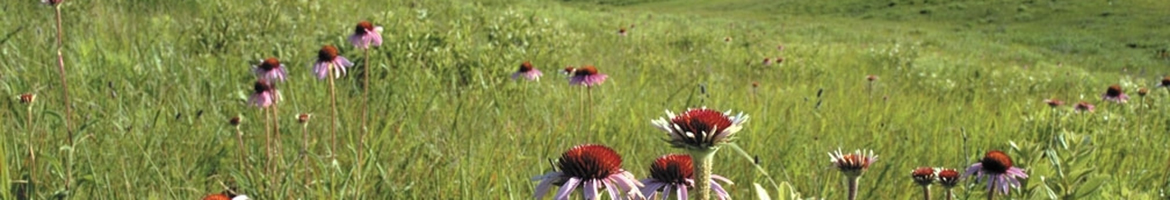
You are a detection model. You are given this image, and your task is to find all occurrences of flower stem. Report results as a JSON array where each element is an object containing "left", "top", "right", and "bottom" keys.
[
  {"left": 54, "top": 4, "right": 75, "bottom": 192},
  {"left": 300, "top": 122, "right": 313, "bottom": 190},
  {"left": 26, "top": 104, "right": 35, "bottom": 198},
  {"left": 689, "top": 148, "right": 718, "bottom": 200},
  {"left": 848, "top": 176, "right": 860, "bottom": 200},
  {"left": 264, "top": 108, "right": 274, "bottom": 190},
  {"left": 235, "top": 125, "right": 247, "bottom": 173},
  {"left": 327, "top": 63, "right": 338, "bottom": 157},
  {"left": 922, "top": 185, "right": 931, "bottom": 200},
  {"left": 945, "top": 189, "right": 953, "bottom": 200},
  {"left": 357, "top": 47, "right": 370, "bottom": 194}
]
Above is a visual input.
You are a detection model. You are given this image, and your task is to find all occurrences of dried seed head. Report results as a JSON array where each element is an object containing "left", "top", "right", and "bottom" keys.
[
  {"left": 1138, "top": 87, "right": 1149, "bottom": 97},
  {"left": 229, "top": 116, "right": 241, "bottom": 126}
]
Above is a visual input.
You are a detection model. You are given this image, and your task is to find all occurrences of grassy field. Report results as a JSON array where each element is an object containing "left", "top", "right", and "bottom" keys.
[{"left": 2, "top": 0, "right": 1169, "bottom": 199}]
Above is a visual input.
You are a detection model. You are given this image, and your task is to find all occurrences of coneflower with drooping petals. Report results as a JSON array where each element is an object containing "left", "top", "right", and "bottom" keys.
[
  {"left": 569, "top": 66, "right": 608, "bottom": 87},
  {"left": 762, "top": 58, "right": 773, "bottom": 66},
  {"left": 964, "top": 150, "right": 1028, "bottom": 197},
  {"left": 253, "top": 57, "right": 287, "bottom": 82},
  {"left": 640, "top": 154, "right": 734, "bottom": 200},
  {"left": 651, "top": 107, "right": 749, "bottom": 150},
  {"left": 512, "top": 61, "right": 543, "bottom": 81},
  {"left": 1074, "top": 101, "right": 1095, "bottom": 113},
  {"left": 248, "top": 81, "right": 278, "bottom": 108},
  {"left": 1044, "top": 98, "right": 1064, "bottom": 108},
  {"left": 1101, "top": 84, "right": 1128, "bottom": 103},
  {"left": 348, "top": 21, "right": 383, "bottom": 50},
  {"left": 1159, "top": 76, "right": 1170, "bottom": 88},
  {"left": 618, "top": 28, "right": 628, "bottom": 37},
  {"left": 829, "top": 149, "right": 878, "bottom": 200},
  {"left": 532, "top": 144, "right": 642, "bottom": 200},
  {"left": 312, "top": 45, "right": 354, "bottom": 80}
]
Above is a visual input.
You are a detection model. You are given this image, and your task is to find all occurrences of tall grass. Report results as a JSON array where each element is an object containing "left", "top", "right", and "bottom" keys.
[{"left": 1, "top": 0, "right": 1168, "bottom": 199}]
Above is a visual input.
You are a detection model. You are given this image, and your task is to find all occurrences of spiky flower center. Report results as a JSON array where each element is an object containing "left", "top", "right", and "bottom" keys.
[
  {"left": 355, "top": 21, "right": 375, "bottom": 35},
  {"left": 574, "top": 66, "right": 599, "bottom": 76},
  {"left": 671, "top": 109, "right": 734, "bottom": 138},
  {"left": 562, "top": 67, "right": 575, "bottom": 74},
  {"left": 1106, "top": 84, "right": 1124, "bottom": 97},
  {"left": 980, "top": 150, "right": 1014, "bottom": 174},
  {"left": 937, "top": 168, "right": 960, "bottom": 188},
  {"left": 911, "top": 167, "right": 935, "bottom": 186},
  {"left": 19, "top": 93, "right": 35, "bottom": 104},
  {"left": 559, "top": 144, "right": 622, "bottom": 180},
  {"left": 229, "top": 116, "right": 241, "bottom": 126},
  {"left": 835, "top": 154, "right": 871, "bottom": 171},
  {"left": 866, "top": 75, "right": 878, "bottom": 82},
  {"left": 259, "top": 57, "right": 281, "bottom": 71},
  {"left": 649, "top": 154, "right": 693, "bottom": 184},
  {"left": 297, "top": 113, "right": 311, "bottom": 124},
  {"left": 1138, "top": 88, "right": 1149, "bottom": 96},
  {"left": 253, "top": 81, "right": 273, "bottom": 93},
  {"left": 519, "top": 61, "right": 534, "bottom": 72},
  {"left": 318, "top": 45, "right": 339, "bottom": 61}
]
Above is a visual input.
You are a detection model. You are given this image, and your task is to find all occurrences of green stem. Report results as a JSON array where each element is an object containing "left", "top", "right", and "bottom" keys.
[
  {"left": 848, "top": 176, "right": 859, "bottom": 200},
  {"left": 689, "top": 148, "right": 718, "bottom": 200},
  {"left": 922, "top": 185, "right": 931, "bottom": 200},
  {"left": 327, "top": 63, "right": 338, "bottom": 157},
  {"left": 55, "top": 4, "right": 75, "bottom": 193},
  {"left": 945, "top": 189, "right": 953, "bottom": 200}
]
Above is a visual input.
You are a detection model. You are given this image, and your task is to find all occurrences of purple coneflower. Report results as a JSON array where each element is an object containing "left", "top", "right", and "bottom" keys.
[
  {"left": 248, "top": 81, "right": 278, "bottom": 108},
  {"left": 640, "top": 154, "right": 733, "bottom": 200},
  {"left": 569, "top": 66, "right": 608, "bottom": 87},
  {"left": 1044, "top": 98, "right": 1064, "bottom": 108},
  {"left": 619, "top": 28, "right": 628, "bottom": 37},
  {"left": 652, "top": 107, "right": 747, "bottom": 200},
  {"left": 313, "top": 45, "right": 354, "bottom": 80},
  {"left": 532, "top": 144, "right": 642, "bottom": 200},
  {"left": 912, "top": 167, "right": 935, "bottom": 200},
  {"left": 253, "top": 57, "right": 287, "bottom": 82},
  {"left": 512, "top": 61, "right": 543, "bottom": 81},
  {"left": 723, "top": 37, "right": 732, "bottom": 43},
  {"left": 762, "top": 58, "right": 773, "bottom": 66},
  {"left": 1159, "top": 76, "right": 1170, "bottom": 88},
  {"left": 965, "top": 150, "right": 1028, "bottom": 199},
  {"left": 348, "top": 21, "right": 383, "bottom": 49},
  {"left": 651, "top": 108, "right": 749, "bottom": 150},
  {"left": 777, "top": 44, "right": 785, "bottom": 51},
  {"left": 829, "top": 149, "right": 878, "bottom": 200},
  {"left": 1101, "top": 84, "right": 1128, "bottom": 103},
  {"left": 1074, "top": 101, "right": 1095, "bottom": 113}
]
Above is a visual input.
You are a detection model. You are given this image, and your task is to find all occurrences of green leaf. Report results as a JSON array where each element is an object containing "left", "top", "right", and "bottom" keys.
[{"left": 754, "top": 183, "right": 773, "bottom": 200}]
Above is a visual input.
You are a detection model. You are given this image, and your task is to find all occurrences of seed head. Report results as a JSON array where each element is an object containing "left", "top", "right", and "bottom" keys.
[
  {"left": 19, "top": 93, "right": 35, "bottom": 104},
  {"left": 911, "top": 167, "right": 935, "bottom": 186}
]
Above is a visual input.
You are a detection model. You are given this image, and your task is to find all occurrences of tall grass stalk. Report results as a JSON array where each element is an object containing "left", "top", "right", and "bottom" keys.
[{"left": 51, "top": 3, "right": 75, "bottom": 192}]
